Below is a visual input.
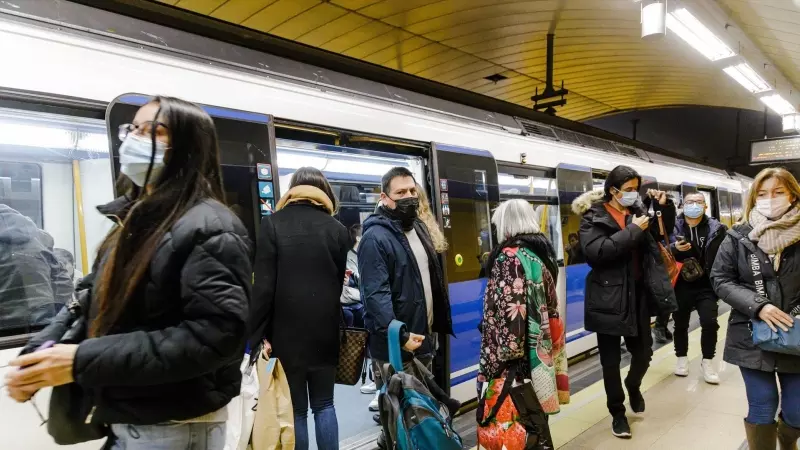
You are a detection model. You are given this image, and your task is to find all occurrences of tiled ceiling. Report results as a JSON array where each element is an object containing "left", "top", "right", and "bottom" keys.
[{"left": 157, "top": 0, "right": 774, "bottom": 121}]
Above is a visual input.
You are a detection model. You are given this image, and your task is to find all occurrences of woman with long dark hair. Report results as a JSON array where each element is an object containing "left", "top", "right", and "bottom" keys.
[
  {"left": 6, "top": 97, "right": 253, "bottom": 449},
  {"left": 711, "top": 167, "right": 800, "bottom": 450},
  {"left": 248, "top": 167, "right": 350, "bottom": 450}
]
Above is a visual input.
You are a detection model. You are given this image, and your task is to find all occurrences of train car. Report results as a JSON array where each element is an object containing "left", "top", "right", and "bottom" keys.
[{"left": 0, "top": 3, "right": 751, "bottom": 448}]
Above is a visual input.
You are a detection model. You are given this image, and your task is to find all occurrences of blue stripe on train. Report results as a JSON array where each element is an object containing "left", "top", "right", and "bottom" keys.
[
  {"left": 565, "top": 263, "right": 590, "bottom": 333},
  {"left": 447, "top": 278, "right": 487, "bottom": 387}
]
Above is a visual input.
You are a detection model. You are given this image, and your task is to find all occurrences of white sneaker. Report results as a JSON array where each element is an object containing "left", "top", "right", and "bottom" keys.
[
  {"left": 360, "top": 381, "right": 377, "bottom": 394},
  {"left": 701, "top": 359, "right": 720, "bottom": 385},
  {"left": 675, "top": 357, "right": 689, "bottom": 377},
  {"left": 368, "top": 391, "right": 380, "bottom": 412}
]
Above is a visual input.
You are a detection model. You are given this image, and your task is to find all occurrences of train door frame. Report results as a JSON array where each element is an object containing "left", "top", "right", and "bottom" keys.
[
  {"left": 431, "top": 142, "right": 500, "bottom": 402},
  {"left": 105, "top": 93, "right": 278, "bottom": 242}
]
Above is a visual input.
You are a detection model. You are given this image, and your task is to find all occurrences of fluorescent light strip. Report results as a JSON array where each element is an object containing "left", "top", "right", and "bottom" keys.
[
  {"left": 723, "top": 63, "right": 771, "bottom": 94},
  {"left": 783, "top": 113, "right": 800, "bottom": 132},
  {"left": 666, "top": 8, "right": 735, "bottom": 61},
  {"left": 761, "top": 94, "right": 797, "bottom": 116}
]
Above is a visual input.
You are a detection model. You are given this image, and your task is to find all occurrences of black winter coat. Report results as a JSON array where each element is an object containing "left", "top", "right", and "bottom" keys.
[
  {"left": 710, "top": 224, "right": 800, "bottom": 374},
  {"left": 23, "top": 196, "right": 253, "bottom": 425},
  {"left": 248, "top": 203, "right": 350, "bottom": 371},
  {"left": 358, "top": 210, "right": 453, "bottom": 363},
  {"left": 573, "top": 191, "right": 677, "bottom": 337}
]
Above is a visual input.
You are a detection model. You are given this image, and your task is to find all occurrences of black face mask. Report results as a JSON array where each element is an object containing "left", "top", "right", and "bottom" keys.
[{"left": 385, "top": 196, "right": 419, "bottom": 230}]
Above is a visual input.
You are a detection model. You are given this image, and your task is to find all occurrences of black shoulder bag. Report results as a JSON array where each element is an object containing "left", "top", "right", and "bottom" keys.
[{"left": 47, "top": 289, "right": 108, "bottom": 444}]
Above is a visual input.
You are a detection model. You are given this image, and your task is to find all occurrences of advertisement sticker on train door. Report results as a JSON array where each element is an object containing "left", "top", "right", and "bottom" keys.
[
  {"left": 258, "top": 181, "right": 275, "bottom": 198},
  {"left": 443, "top": 216, "right": 451, "bottom": 228},
  {"left": 442, "top": 204, "right": 450, "bottom": 216},
  {"left": 257, "top": 163, "right": 272, "bottom": 180},
  {"left": 260, "top": 199, "right": 274, "bottom": 215},
  {"left": 440, "top": 179, "right": 448, "bottom": 192},
  {"left": 441, "top": 193, "right": 449, "bottom": 205}
]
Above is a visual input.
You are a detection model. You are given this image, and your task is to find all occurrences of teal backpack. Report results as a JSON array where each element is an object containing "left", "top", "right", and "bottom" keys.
[{"left": 378, "top": 320, "right": 463, "bottom": 450}]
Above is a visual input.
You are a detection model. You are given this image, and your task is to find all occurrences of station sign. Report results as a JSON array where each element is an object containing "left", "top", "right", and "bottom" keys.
[{"left": 751, "top": 136, "right": 800, "bottom": 164}]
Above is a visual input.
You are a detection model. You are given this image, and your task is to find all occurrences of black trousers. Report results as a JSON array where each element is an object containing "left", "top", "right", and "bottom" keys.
[
  {"left": 673, "top": 287, "right": 719, "bottom": 359},
  {"left": 596, "top": 298, "right": 654, "bottom": 417}
]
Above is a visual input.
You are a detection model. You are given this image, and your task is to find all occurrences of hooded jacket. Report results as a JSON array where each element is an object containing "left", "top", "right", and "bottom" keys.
[
  {"left": 572, "top": 190, "right": 677, "bottom": 337},
  {"left": 0, "top": 205, "right": 64, "bottom": 332},
  {"left": 23, "top": 196, "right": 253, "bottom": 425},
  {"left": 358, "top": 210, "right": 453, "bottom": 363}
]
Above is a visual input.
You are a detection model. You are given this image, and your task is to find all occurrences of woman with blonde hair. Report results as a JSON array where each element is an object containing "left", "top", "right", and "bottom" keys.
[
  {"left": 415, "top": 183, "right": 448, "bottom": 253},
  {"left": 711, "top": 167, "right": 800, "bottom": 450}
]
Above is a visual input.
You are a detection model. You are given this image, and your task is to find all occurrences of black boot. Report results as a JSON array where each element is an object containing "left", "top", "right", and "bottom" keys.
[{"left": 653, "top": 327, "right": 669, "bottom": 344}]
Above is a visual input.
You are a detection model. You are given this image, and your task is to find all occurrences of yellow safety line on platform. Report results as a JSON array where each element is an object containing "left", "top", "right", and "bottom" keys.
[{"left": 470, "top": 312, "right": 731, "bottom": 449}]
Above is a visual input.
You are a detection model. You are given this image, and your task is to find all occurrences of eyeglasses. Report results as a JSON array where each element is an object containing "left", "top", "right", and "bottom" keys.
[
  {"left": 118, "top": 121, "right": 169, "bottom": 141},
  {"left": 684, "top": 200, "right": 706, "bottom": 206}
]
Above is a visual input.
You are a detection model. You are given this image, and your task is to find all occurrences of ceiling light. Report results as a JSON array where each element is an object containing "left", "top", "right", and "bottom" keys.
[
  {"left": 641, "top": 1, "right": 667, "bottom": 40},
  {"left": 666, "top": 8, "right": 735, "bottom": 61},
  {"left": 783, "top": 113, "right": 800, "bottom": 132},
  {"left": 723, "top": 63, "right": 771, "bottom": 94},
  {"left": 761, "top": 94, "right": 797, "bottom": 116}
]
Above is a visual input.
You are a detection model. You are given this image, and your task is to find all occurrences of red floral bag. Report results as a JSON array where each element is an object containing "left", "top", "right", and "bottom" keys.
[{"left": 476, "top": 367, "right": 553, "bottom": 450}]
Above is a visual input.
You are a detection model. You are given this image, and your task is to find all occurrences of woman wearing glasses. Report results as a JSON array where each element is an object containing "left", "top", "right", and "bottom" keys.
[
  {"left": 669, "top": 192, "right": 726, "bottom": 384},
  {"left": 6, "top": 97, "right": 252, "bottom": 449}
]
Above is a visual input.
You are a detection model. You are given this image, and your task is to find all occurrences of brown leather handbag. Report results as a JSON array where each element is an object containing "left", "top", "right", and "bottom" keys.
[{"left": 656, "top": 211, "right": 681, "bottom": 287}]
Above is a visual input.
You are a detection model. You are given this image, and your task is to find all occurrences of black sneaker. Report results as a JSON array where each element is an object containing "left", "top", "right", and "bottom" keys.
[
  {"left": 626, "top": 382, "right": 645, "bottom": 413},
  {"left": 373, "top": 413, "right": 381, "bottom": 425},
  {"left": 653, "top": 327, "right": 669, "bottom": 344},
  {"left": 612, "top": 415, "right": 632, "bottom": 439},
  {"left": 376, "top": 431, "right": 388, "bottom": 449}
]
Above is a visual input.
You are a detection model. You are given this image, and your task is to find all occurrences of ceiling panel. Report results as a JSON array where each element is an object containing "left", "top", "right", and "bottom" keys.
[{"left": 158, "top": 0, "right": 790, "bottom": 120}]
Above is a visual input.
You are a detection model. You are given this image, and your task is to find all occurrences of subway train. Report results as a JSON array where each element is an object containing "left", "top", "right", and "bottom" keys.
[{"left": 0, "top": 4, "right": 752, "bottom": 447}]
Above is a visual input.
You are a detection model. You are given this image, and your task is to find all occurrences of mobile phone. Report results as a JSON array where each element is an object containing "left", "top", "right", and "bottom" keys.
[{"left": 675, "top": 235, "right": 686, "bottom": 243}]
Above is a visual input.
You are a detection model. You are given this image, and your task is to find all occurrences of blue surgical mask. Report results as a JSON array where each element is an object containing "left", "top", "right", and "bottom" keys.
[
  {"left": 683, "top": 203, "right": 705, "bottom": 219},
  {"left": 119, "top": 134, "right": 167, "bottom": 187},
  {"left": 615, "top": 190, "right": 639, "bottom": 207}
]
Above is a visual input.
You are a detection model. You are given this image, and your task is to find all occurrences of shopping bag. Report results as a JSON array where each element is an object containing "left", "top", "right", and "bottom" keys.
[
  {"left": 252, "top": 355, "right": 295, "bottom": 450},
  {"left": 225, "top": 355, "right": 260, "bottom": 450}
]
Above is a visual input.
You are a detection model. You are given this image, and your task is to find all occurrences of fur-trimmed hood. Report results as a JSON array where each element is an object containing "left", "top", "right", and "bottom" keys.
[{"left": 571, "top": 190, "right": 605, "bottom": 216}]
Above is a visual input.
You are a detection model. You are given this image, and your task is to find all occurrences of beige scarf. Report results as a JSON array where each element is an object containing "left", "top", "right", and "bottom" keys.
[
  {"left": 275, "top": 185, "right": 334, "bottom": 215},
  {"left": 748, "top": 206, "right": 800, "bottom": 261}
]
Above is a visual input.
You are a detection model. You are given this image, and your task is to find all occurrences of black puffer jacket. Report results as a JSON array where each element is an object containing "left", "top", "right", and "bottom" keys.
[
  {"left": 23, "top": 196, "right": 253, "bottom": 424},
  {"left": 710, "top": 224, "right": 800, "bottom": 374},
  {"left": 573, "top": 190, "right": 677, "bottom": 337}
]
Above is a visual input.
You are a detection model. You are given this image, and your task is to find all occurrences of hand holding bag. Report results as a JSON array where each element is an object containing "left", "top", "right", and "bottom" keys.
[
  {"left": 251, "top": 349, "right": 295, "bottom": 450},
  {"left": 46, "top": 289, "right": 109, "bottom": 445}
]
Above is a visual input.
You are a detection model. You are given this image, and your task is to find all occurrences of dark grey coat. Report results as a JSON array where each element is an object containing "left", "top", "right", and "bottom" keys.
[{"left": 710, "top": 224, "right": 800, "bottom": 373}]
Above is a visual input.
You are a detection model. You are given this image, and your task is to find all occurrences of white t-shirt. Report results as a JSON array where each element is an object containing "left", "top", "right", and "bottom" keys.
[{"left": 405, "top": 229, "right": 434, "bottom": 329}]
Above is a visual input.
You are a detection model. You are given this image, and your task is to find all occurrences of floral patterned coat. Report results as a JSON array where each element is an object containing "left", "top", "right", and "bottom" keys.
[{"left": 478, "top": 246, "right": 569, "bottom": 413}]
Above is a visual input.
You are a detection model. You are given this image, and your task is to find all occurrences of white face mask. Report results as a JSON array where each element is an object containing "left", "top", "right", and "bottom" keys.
[
  {"left": 756, "top": 195, "right": 792, "bottom": 219},
  {"left": 119, "top": 134, "right": 168, "bottom": 187},
  {"left": 614, "top": 189, "right": 639, "bottom": 207}
]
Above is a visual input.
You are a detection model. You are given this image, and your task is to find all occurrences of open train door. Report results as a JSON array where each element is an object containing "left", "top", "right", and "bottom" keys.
[
  {"left": 105, "top": 94, "right": 279, "bottom": 242},
  {"left": 431, "top": 142, "right": 499, "bottom": 402}
]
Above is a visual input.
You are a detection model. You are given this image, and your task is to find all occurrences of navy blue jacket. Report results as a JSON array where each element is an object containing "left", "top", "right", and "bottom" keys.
[{"left": 358, "top": 211, "right": 453, "bottom": 362}]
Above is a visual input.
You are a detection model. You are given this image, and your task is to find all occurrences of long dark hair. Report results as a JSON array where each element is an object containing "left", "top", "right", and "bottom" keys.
[
  {"left": 92, "top": 96, "right": 225, "bottom": 337},
  {"left": 290, "top": 166, "right": 338, "bottom": 212}
]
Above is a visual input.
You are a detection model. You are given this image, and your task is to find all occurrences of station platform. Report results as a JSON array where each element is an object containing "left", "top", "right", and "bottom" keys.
[{"left": 470, "top": 311, "right": 750, "bottom": 450}]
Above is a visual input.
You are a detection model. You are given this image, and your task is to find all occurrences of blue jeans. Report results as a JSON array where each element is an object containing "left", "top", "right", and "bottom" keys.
[
  {"left": 109, "top": 422, "right": 225, "bottom": 449},
  {"left": 740, "top": 367, "right": 800, "bottom": 427},
  {"left": 285, "top": 365, "right": 339, "bottom": 450}
]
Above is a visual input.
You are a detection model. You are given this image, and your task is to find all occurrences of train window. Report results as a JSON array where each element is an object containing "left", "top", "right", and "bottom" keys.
[
  {"left": 0, "top": 107, "right": 113, "bottom": 341},
  {"left": 497, "top": 171, "right": 562, "bottom": 262},
  {"left": 731, "top": 191, "right": 743, "bottom": 223},
  {"left": 275, "top": 139, "right": 425, "bottom": 231}
]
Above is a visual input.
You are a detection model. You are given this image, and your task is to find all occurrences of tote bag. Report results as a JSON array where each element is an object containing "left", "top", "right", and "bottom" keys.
[
  {"left": 252, "top": 354, "right": 295, "bottom": 450},
  {"left": 224, "top": 355, "right": 260, "bottom": 450}
]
